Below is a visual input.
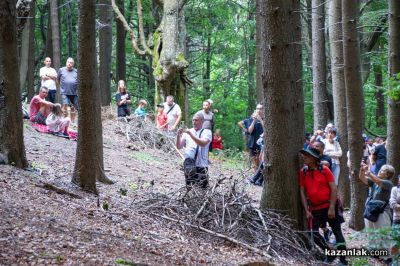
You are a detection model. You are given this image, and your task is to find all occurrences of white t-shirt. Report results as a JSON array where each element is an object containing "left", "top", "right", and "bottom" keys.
[
  {"left": 39, "top": 66, "right": 58, "bottom": 91},
  {"left": 163, "top": 102, "right": 182, "bottom": 130},
  {"left": 322, "top": 139, "right": 342, "bottom": 164},
  {"left": 181, "top": 128, "right": 212, "bottom": 168}
]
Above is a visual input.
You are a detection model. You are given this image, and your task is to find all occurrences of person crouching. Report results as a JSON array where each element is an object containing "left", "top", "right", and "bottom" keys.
[{"left": 176, "top": 112, "right": 212, "bottom": 188}]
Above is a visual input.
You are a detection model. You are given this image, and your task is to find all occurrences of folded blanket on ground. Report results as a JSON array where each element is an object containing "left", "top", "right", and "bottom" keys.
[{"left": 30, "top": 122, "right": 78, "bottom": 141}]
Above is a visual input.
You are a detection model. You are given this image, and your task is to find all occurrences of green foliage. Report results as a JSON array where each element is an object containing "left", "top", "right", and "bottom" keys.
[
  {"left": 387, "top": 72, "right": 400, "bottom": 101},
  {"left": 115, "top": 258, "right": 135, "bottom": 266},
  {"left": 118, "top": 188, "right": 128, "bottom": 196},
  {"left": 102, "top": 202, "right": 109, "bottom": 211}
]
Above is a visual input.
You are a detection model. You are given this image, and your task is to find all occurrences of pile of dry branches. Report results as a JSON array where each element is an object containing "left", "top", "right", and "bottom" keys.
[
  {"left": 114, "top": 115, "right": 178, "bottom": 154},
  {"left": 131, "top": 176, "right": 311, "bottom": 263}
]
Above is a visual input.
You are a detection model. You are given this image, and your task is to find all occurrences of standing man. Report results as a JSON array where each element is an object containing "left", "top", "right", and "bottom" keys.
[
  {"left": 176, "top": 112, "right": 212, "bottom": 188},
  {"left": 29, "top": 86, "right": 54, "bottom": 125},
  {"left": 299, "top": 147, "right": 347, "bottom": 265},
  {"left": 163, "top": 95, "right": 182, "bottom": 133},
  {"left": 58, "top": 57, "right": 78, "bottom": 122},
  {"left": 39, "top": 57, "right": 58, "bottom": 103},
  {"left": 199, "top": 100, "right": 214, "bottom": 151}
]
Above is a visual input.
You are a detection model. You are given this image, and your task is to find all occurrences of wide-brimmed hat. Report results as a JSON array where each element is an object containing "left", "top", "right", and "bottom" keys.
[{"left": 299, "top": 147, "right": 320, "bottom": 161}]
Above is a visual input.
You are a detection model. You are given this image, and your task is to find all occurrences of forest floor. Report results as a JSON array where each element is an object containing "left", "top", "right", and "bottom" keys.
[{"left": 0, "top": 117, "right": 387, "bottom": 265}]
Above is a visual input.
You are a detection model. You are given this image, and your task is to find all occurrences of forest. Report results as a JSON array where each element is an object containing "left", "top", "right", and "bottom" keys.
[{"left": 0, "top": 0, "right": 400, "bottom": 265}]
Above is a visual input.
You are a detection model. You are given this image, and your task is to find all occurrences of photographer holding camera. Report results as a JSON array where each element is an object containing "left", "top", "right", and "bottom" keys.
[{"left": 176, "top": 112, "right": 212, "bottom": 188}]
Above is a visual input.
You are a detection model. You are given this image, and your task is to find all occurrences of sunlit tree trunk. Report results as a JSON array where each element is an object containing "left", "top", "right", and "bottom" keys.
[
  {"left": 99, "top": 0, "right": 112, "bottom": 106},
  {"left": 311, "top": 0, "right": 329, "bottom": 130},
  {"left": 112, "top": 0, "right": 191, "bottom": 109},
  {"left": 0, "top": 0, "right": 28, "bottom": 168},
  {"left": 329, "top": 0, "right": 350, "bottom": 207},
  {"left": 72, "top": 0, "right": 113, "bottom": 193},
  {"left": 387, "top": 0, "right": 400, "bottom": 180},
  {"left": 259, "top": 0, "right": 304, "bottom": 228},
  {"left": 342, "top": 0, "right": 366, "bottom": 231}
]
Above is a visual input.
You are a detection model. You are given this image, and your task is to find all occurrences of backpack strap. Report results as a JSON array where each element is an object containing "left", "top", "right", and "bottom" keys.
[
  {"left": 166, "top": 104, "right": 176, "bottom": 114},
  {"left": 193, "top": 129, "right": 204, "bottom": 162}
]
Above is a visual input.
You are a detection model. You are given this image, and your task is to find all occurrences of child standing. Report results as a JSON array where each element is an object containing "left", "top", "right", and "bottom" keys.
[
  {"left": 156, "top": 104, "right": 168, "bottom": 130},
  {"left": 46, "top": 103, "right": 71, "bottom": 136}
]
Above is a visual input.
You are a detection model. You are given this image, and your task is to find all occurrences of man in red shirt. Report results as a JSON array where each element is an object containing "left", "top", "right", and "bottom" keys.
[
  {"left": 299, "top": 147, "right": 347, "bottom": 265},
  {"left": 29, "top": 86, "right": 54, "bottom": 125}
]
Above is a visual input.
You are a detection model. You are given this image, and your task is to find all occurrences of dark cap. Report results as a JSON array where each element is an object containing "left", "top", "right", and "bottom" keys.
[
  {"left": 299, "top": 147, "right": 321, "bottom": 161},
  {"left": 156, "top": 104, "right": 164, "bottom": 108}
]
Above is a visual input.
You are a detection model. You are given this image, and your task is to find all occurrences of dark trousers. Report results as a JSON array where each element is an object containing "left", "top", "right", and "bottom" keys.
[
  {"left": 311, "top": 207, "right": 346, "bottom": 262},
  {"left": 48, "top": 90, "right": 56, "bottom": 103},
  {"left": 185, "top": 167, "right": 208, "bottom": 188}
]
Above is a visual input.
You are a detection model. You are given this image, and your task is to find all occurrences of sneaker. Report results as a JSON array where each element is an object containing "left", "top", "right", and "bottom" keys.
[
  {"left": 324, "top": 254, "right": 336, "bottom": 264},
  {"left": 324, "top": 229, "right": 332, "bottom": 242}
]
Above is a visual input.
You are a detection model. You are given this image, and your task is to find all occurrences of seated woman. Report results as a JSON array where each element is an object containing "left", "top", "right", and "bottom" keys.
[
  {"left": 46, "top": 103, "right": 71, "bottom": 136},
  {"left": 115, "top": 80, "right": 131, "bottom": 117}
]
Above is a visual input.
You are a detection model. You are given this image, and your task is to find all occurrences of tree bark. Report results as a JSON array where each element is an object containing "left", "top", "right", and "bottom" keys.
[
  {"left": 247, "top": 0, "right": 256, "bottom": 116},
  {"left": 342, "top": 0, "right": 366, "bottom": 231},
  {"left": 0, "top": 0, "right": 28, "bottom": 168},
  {"left": 255, "top": 0, "right": 263, "bottom": 103},
  {"left": 49, "top": 0, "right": 61, "bottom": 102},
  {"left": 259, "top": 0, "right": 304, "bottom": 229},
  {"left": 27, "top": 1, "right": 35, "bottom": 101},
  {"left": 115, "top": 0, "right": 126, "bottom": 83},
  {"left": 311, "top": 0, "right": 329, "bottom": 131},
  {"left": 329, "top": 0, "right": 350, "bottom": 208},
  {"left": 72, "top": 0, "right": 113, "bottom": 194},
  {"left": 99, "top": 0, "right": 113, "bottom": 106},
  {"left": 19, "top": 15, "right": 30, "bottom": 93},
  {"left": 112, "top": 0, "right": 191, "bottom": 110},
  {"left": 387, "top": 0, "right": 400, "bottom": 180},
  {"left": 373, "top": 64, "right": 385, "bottom": 128}
]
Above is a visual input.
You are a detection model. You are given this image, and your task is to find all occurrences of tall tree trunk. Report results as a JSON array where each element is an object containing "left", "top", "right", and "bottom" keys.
[
  {"left": 311, "top": 0, "right": 329, "bottom": 130},
  {"left": 72, "top": 0, "right": 113, "bottom": 193},
  {"left": 246, "top": 0, "right": 256, "bottom": 116},
  {"left": 342, "top": 0, "right": 366, "bottom": 231},
  {"left": 45, "top": 10, "right": 53, "bottom": 60},
  {"left": 329, "top": 0, "right": 350, "bottom": 208},
  {"left": 115, "top": 0, "right": 126, "bottom": 82},
  {"left": 99, "top": 0, "right": 112, "bottom": 106},
  {"left": 255, "top": 0, "right": 262, "bottom": 103},
  {"left": 0, "top": 0, "right": 28, "bottom": 168},
  {"left": 259, "top": 0, "right": 304, "bottom": 228},
  {"left": 387, "top": 0, "right": 400, "bottom": 180},
  {"left": 19, "top": 16, "right": 30, "bottom": 93},
  {"left": 374, "top": 64, "right": 385, "bottom": 128},
  {"left": 49, "top": 0, "right": 61, "bottom": 102},
  {"left": 66, "top": 1, "right": 74, "bottom": 57},
  {"left": 27, "top": 2, "right": 35, "bottom": 101},
  {"left": 202, "top": 33, "right": 212, "bottom": 100}
]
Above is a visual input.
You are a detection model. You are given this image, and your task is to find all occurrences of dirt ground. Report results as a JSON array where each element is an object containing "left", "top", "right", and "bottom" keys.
[{"left": 0, "top": 119, "right": 386, "bottom": 265}]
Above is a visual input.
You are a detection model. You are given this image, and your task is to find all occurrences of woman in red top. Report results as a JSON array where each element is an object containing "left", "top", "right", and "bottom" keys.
[{"left": 212, "top": 129, "right": 223, "bottom": 151}]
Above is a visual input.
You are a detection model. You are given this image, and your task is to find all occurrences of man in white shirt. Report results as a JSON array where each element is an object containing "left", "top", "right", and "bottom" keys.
[
  {"left": 163, "top": 95, "right": 182, "bottom": 133},
  {"left": 176, "top": 112, "right": 212, "bottom": 188},
  {"left": 39, "top": 57, "right": 58, "bottom": 103}
]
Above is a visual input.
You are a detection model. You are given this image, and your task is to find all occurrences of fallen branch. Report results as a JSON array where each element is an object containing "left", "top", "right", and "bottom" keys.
[
  {"left": 153, "top": 213, "right": 273, "bottom": 261},
  {"left": 35, "top": 182, "right": 83, "bottom": 199}
]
